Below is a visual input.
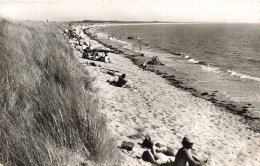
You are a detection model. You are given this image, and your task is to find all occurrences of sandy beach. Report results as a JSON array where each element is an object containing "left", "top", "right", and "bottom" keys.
[{"left": 70, "top": 25, "right": 260, "bottom": 166}]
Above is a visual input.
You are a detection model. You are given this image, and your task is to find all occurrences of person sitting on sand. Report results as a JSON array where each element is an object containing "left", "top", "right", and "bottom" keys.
[
  {"left": 108, "top": 74, "right": 127, "bottom": 87},
  {"left": 104, "top": 53, "right": 111, "bottom": 63},
  {"left": 82, "top": 42, "right": 92, "bottom": 59},
  {"left": 149, "top": 55, "right": 163, "bottom": 65},
  {"left": 115, "top": 74, "right": 127, "bottom": 87},
  {"left": 82, "top": 42, "right": 90, "bottom": 52},
  {"left": 154, "top": 55, "right": 160, "bottom": 64},
  {"left": 142, "top": 63, "right": 147, "bottom": 70},
  {"left": 142, "top": 141, "right": 175, "bottom": 165},
  {"left": 174, "top": 137, "right": 207, "bottom": 166}
]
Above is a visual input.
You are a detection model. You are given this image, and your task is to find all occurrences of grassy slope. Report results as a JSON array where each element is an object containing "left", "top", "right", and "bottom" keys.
[{"left": 0, "top": 19, "right": 118, "bottom": 166}]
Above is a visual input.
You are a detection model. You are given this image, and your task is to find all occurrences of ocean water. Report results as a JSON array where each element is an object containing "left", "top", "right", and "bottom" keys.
[{"left": 98, "top": 23, "right": 260, "bottom": 121}]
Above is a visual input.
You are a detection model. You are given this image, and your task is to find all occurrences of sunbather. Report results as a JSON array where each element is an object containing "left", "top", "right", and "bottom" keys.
[
  {"left": 142, "top": 142, "right": 175, "bottom": 165},
  {"left": 108, "top": 74, "right": 127, "bottom": 87},
  {"left": 174, "top": 137, "right": 208, "bottom": 166},
  {"left": 141, "top": 135, "right": 175, "bottom": 156},
  {"left": 104, "top": 53, "right": 111, "bottom": 63},
  {"left": 95, "top": 53, "right": 111, "bottom": 63}
]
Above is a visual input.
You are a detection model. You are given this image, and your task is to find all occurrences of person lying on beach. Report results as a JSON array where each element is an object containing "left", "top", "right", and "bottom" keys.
[
  {"left": 141, "top": 135, "right": 175, "bottom": 157},
  {"left": 108, "top": 74, "right": 127, "bottom": 87},
  {"left": 95, "top": 53, "right": 111, "bottom": 63},
  {"left": 142, "top": 142, "right": 175, "bottom": 165},
  {"left": 174, "top": 137, "right": 208, "bottom": 166}
]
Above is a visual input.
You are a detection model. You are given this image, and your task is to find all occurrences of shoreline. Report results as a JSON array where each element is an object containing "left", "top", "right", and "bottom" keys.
[
  {"left": 85, "top": 26, "right": 260, "bottom": 132},
  {"left": 70, "top": 24, "right": 260, "bottom": 166}
]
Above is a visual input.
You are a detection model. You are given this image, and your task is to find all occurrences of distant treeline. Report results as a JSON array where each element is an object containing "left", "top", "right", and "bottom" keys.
[{"left": 70, "top": 20, "right": 175, "bottom": 24}]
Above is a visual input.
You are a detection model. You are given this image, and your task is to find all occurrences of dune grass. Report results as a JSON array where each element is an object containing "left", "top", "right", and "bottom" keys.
[{"left": 0, "top": 19, "right": 118, "bottom": 166}]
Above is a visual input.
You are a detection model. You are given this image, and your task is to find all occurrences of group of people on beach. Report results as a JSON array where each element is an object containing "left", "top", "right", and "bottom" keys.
[
  {"left": 142, "top": 136, "right": 208, "bottom": 166},
  {"left": 64, "top": 25, "right": 112, "bottom": 64},
  {"left": 64, "top": 24, "right": 82, "bottom": 41},
  {"left": 65, "top": 24, "right": 208, "bottom": 165},
  {"left": 82, "top": 43, "right": 111, "bottom": 63},
  {"left": 150, "top": 55, "right": 164, "bottom": 65},
  {"left": 64, "top": 24, "right": 129, "bottom": 89}
]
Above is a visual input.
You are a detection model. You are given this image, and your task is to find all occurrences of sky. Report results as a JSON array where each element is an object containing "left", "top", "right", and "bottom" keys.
[{"left": 0, "top": 0, "right": 259, "bottom": 23}]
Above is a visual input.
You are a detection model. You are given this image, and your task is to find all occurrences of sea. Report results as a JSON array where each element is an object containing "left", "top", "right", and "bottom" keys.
[{"left": 96, "top": 23, "right": 260, "bottom": 127}]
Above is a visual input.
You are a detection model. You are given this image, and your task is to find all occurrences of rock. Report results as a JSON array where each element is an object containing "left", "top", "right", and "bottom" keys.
[
  {"left": 89, "top": 62, "right": 96, "bottom": 66},
  {"left": 80, "top": 161, "right": 94, "bottom": 166},
  {"left": 201, "top": 92, "right": 209, "bottom": 96},
  {"left": 107, "top": 71, "right": 115, "bottom": 76},
  {"left": 198, "top": 61, "right": 207, "bottom": 65},
  {"left": 121, "top": 141, "right": 134, "bottom": 151}
]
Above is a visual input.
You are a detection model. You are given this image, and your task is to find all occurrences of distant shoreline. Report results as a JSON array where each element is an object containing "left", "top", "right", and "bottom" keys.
[{"left": 68, "top": 20, "right": 260, "bottom": 24}]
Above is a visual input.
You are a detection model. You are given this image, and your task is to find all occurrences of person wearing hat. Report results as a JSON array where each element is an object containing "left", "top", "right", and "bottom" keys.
[{"left": 174, "top": 137, "right": 207, "bottom": 166}]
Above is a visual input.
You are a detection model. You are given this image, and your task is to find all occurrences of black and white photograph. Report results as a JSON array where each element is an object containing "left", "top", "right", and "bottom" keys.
[{"left": 0, "top": 0, "right": 259, "bottom": 165}]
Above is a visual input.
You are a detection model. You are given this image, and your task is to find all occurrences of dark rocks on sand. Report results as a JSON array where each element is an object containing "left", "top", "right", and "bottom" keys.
[
  {"left": 107, "top": 71, "right": 115, "bottom": 76},
  {"left": 198, "top": 61, "right": 207, "bottom": 65},
  {"left": 89, "top": 62, "right": 96, "bottom": 66},
  {"left": 172, "top": 53, "right": 183, "bottom": 56},
  {"left": 121, "top": 141, "right": 134, "bottom": 151},
  {"left": 201, "top": 92, "right": 209, "bottom": 96}
]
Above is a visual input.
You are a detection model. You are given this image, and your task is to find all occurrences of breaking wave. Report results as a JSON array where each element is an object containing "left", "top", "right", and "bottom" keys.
[{"left": 227, "top": 70, "right": 260, "bottom": 82}]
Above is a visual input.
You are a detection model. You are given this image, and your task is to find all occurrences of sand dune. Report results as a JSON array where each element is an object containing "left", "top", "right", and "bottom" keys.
[{"left": 71, "top": 26, "right": 260, "bottom": 166}]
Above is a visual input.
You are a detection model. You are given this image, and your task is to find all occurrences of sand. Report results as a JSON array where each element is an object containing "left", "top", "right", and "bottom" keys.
[{"left": 70, "top": 25, "right": 260, "bottom": 166}]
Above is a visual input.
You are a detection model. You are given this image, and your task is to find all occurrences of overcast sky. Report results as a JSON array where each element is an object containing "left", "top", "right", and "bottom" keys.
[{"left": 0, "top": 0, "right": 259, "bottom": 23}]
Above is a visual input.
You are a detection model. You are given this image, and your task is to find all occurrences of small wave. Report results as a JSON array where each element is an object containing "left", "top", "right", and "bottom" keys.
[
  {"left": 201, "top": 65, "right": 220, "bottom": 73},
  {"left": 227, "top": 70, "right": 260, "bottom": 82},
  {"left": 188, "top": 59, "right": 199, "bottom": 63},
  {"left": 111, "top": 38, "right": 128, "bottom": 44},
  {"left": 247, "top": 58, "right": 260, "bottom": 63},
  {"left": 186, "top": 57, "right": 207, "bottom": 65},
  {"left": 99, "top": 32, "right": 129, "bottom": 44}
]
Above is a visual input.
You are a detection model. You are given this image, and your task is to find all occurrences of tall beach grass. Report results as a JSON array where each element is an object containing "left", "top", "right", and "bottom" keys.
[{"left": 0, "top": 19, "right": 118, "bottom": 166}]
